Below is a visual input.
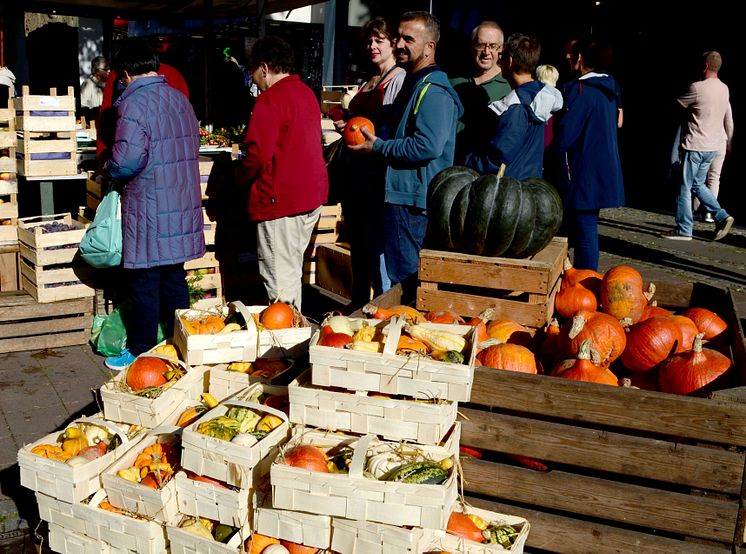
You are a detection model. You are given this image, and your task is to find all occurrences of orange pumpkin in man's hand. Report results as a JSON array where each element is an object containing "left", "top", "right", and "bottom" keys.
[{"left": 343, "top": 116, "right": 374, "bottom": 146}]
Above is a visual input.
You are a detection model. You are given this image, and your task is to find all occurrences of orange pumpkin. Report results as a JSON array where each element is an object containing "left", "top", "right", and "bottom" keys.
[
  {"left": 553, "top": 340, "right": 619, "bottom": 386},
  {"left": 485, "top": 319, "right": 531, "bottom": 346},
  {"left": 670, "top": 315, "right": 699, "bottom": 352},
  {"left": 600, "top": 265, "right": 651, "bottom": 324},
  {"left": 396, "top": 335, "right": 430, "bottom": 354},
  {"left": 126, "top": 357, "right": 170, "bottom": 391},
  {"left": 638, "top": 302, "right": 673, "bottom": 322},
  {"left": 561, "top": 258, "right": 603, "bottom": 296},
  {"left": 680, "top": 307, "right": 728, "bottom": 340},
  {"left": 192, "top": 315, "right": 226, "bottom": 334},
  {"left": 658, "top": 333, "right": 732, "bottom": 395},
  {"left": 554, "top": 284, "right": 598, "bottom": 319},
  {"left": 260, "top": 302, "right": 296, "bottom": 329},
  {"left": 283, "top": 444, "right": 328, "bottom": 473},
  {"left": 343, "top": 116, "right": 374, "bottom": 146},
  {"left": 477, "top": 343, "right": 537, "bottom": 374},
  {"left": 538, "top": 318, "right": 563, "bottom": 370},
  {"left": 446, "top": 511, "right": 484, "bottom": 542},
  {"left": 425, "top": 310, "right": 465, "bottom": 324},
  {"left": 560, "top": 310, "right": 626, "bottom": 368},
  {"left": 620, "top": 316, "right": 684, "bottom": 373}
]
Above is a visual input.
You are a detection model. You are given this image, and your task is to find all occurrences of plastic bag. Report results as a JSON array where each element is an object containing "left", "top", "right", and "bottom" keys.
[
  {"left": 90, "top": 304, "right": 166, "bottom": 357},
  {"left": 80, "top": 182, "right": 122, "bottom": 268}
]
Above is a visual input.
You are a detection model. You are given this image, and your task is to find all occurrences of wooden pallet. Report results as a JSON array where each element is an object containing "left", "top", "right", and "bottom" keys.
[
  {"left": 417, "top": 237, "right": 567, "bottom": 330},
  {"left": 0, "top": 290, "right": 93, "bottom": 353},
  {"left": 364, "top": 279, "right": 746, "bottom": 552}
]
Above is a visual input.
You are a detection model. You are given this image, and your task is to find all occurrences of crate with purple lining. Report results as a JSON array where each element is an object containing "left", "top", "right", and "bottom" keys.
[
  {"left": 310, "top": 316, "right": 477, "bottom": 402},
  {"left": 16, "top": 131, "right": 78, "bottom": 177},
  {"left": 14, "top": 86, "right": 76, "bottom": 131},
  {"left": 270, "top": 423, "right": 461, "bottom": 529}
]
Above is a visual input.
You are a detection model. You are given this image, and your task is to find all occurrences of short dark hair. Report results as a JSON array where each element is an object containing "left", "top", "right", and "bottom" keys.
[
  {"left": 362, "top": 16, "right": 396, "bottom": 43},
  {"left": 249, "top": 36, "right": 295, "bottom": 74},
  {"left": 400, "top": 11, "right": 440, "bottom": 43},
  {"left": 571, "top": 36, "right": 614, "bottom": 71},
  {"left": 112, "top": 39, "right": 159, "bottom": 76},
  {"left": 503, "top": 33, "right": 541, "bottom": 74}
]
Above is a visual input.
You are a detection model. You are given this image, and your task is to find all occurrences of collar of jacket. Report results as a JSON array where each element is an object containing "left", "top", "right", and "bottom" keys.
[{"left": 115, "top": 74, "right": 167, "bottom": 106}]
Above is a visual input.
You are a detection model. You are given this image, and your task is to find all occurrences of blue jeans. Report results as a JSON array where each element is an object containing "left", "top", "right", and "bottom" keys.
[
  {"left": 383, "top": 203, "right": 428, "bottom": 285},
  {"left": 567, "top": 209, "right": 600, "bottom": 271},
  {"left": 676, "top": 150, "right": 728, "bottom": 236},
  {"left": 127, "top": 263, "right": 189, "bottom": 356}
]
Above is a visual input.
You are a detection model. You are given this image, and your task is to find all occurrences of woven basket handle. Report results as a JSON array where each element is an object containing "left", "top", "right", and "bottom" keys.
[
  {"left": 229, "top": 300, "right": 255, "bottom": 329},
  {"left": 381, "top": 316, "right": 403, "bottom": 357},
  {"left": 348, "top": 434, "right": 375, "bottom": 478},
  {"left": 137, "top": 352, "right": 190, "bottom": 373},
  {"left": 77, "top": 417, "right": 133, "bottom": 445},
  {"left": 149, "top": 425, "right": 183, "bottom": 437}
]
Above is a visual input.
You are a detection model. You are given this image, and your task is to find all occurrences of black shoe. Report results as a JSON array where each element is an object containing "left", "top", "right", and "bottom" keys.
[{"left": 713, "top": 216, "right": 734, "bottom": 241}]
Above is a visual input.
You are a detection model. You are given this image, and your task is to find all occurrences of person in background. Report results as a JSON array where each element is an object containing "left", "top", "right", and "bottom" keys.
[
  {"left": 555, "top": 36, "right": 624, "bottom": 270},
  {"left": 450, "top": 21, "right": 511, "bottom": 164},
  {"left": 96, "top": 54, "right": 189, "bottom": 169},
  {"left": 464, "top": 34, "right": 562, "bottom": 180},
  {"left": 662, "top": 50, "right": 734, "bottom": 241},
  {"left": 535, "top": 64, "right": 560, "bottom": 148},
  {"left": 333, "top": 17, "right": 405, "bottom": 306},
  {"left": 349, "top": 11, "right": 462, "bottom": 293},
  {"left": 0, "top": 64, "right": 17, "bottom": 98},
  {"left": 237, "top": 36, "right": 328, "bottom": 311},
  {"left": 103, "top": 39, "right": 204, "bottom": 371},
  {"left": 693, "top": 98, "right": 734, "bottom": 223},
  {"left": 80, "top": 55, "right": 109, "bottom": 123}
]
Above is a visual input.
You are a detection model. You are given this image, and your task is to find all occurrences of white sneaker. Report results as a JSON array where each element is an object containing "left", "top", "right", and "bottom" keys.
[{"left": 704, "top": 213, "right": 715, "bottom": 223}]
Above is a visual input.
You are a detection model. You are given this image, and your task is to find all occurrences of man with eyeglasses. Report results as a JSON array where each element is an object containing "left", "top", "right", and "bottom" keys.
[
  {"left": 80, "top": 56, "right": 110, "bottom": 122},
  {"left": 450, "top": 21, "right": 511, "bottom": 164}
]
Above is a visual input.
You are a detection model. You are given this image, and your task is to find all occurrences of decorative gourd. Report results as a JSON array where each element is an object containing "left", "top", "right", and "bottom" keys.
[
  {"left": 477, "top": 343, "right": 538, "bottom": 374},
  {"left": 554, "top": 284, "right": 598, "bottom": 319},
  {"left": 192, "top": 315, "right": 226, "bottom": 335},
  {"left": 485, "top": 319, "right": 531, "bottom": 346},
  {"left": 658, "top": 333, "right": 732, "bottom": 395},
  {"left": 561, "top": 258, "right": 603, "bottom": 295},
  {"left": 446, "top": 511, "right": 484, "bottom": 542},
  {"left": 151, "top": 343, "right": 179, "bottom": 358},
  {"left": 343, "top": 116, "right": 374, "bottom": 146},
  {"left": 561, "top": 310, "right": 626, "bottom": 368},
  {"left": 247, "top": 534, "right": 281, "bottom": 554},
  {"left": 318, "top": 332, "right": 353, "bottom": 348},
  {"left": 126, "top": 357, "right": 170, "bottom": 391},
  {"left": 425, "top": 310, "right": 465, "bottom": 324},
  {"left": 283, "top": 444, "right": 329, "bottom": 473},
  {"left": 553, "top": 340, "right": 619, "bottom": 386},
  {"left": 427, "top": 166, "right": 563, "bottom": 258},
  {"left": 620, "top": 316, "right": 684, "bottom": 373},
  {"left": 260, "top": 302, "right": 296, "bottom": 329},
  {"left": 280, "top": 540, "right": 319, "bottom": 554},
  {"left": 396, "top": 335, "right": 430, "bottom": 354},
  {"left": 600, "top": 265, "right": 653, "bottom": 324},
  {"left": 680, "top": 307, "right": 728, "bottom": 340},
  {"left": 361, "top": 304, "right": 425, "bottom": 322}
]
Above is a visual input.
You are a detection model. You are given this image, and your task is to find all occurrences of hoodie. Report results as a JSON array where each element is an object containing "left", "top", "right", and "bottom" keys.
[
  {"left": 556, "top": 72, "right": 624, "bottom": 210},
  {"left": 372, "top": 68, "right": 463, "bottom": 209},
  {"left": 465, "top": 80, "right": 563, "bottom": 179}
]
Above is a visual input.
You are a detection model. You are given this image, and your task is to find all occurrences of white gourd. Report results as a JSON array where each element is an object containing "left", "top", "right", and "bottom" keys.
[{"left": 262, "top": 545, "right": 290, "bottom": 554}]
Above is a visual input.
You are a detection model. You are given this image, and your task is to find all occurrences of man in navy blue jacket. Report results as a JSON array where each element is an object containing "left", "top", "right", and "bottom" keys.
[
  {"left": 350, "top": 11, "right": 462, "bottom": 289},
  {"left": 465, "top": 33, "right": 563, "bottom": 179}
]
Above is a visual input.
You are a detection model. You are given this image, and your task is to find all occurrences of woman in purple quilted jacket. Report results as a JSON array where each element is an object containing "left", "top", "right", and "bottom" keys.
[{"left": 103, "top": 39, "right": 205, "bottom": 371}]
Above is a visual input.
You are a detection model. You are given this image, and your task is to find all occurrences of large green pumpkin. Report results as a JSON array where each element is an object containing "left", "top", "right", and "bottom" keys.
[{"left": 427, "top": 166, "right": 563, "bottom": 258}]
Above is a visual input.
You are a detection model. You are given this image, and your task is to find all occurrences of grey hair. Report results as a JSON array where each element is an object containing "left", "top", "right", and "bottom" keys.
[{"left": 471, "top": 21, "right": 504, "bottom": 45}]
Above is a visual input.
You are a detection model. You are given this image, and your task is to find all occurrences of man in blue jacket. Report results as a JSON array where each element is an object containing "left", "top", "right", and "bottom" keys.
[
  {"left": 350, "top": 11, "right": 462, "bottom": 288},
  {"left": 465, "top": 33, "right": 563, "bottom": 179},
  {"left": 103, "top": 39, "right": 205, "bottom": 370}
]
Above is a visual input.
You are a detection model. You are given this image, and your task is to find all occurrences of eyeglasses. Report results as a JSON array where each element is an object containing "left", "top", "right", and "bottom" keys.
[{"left": 474, "top": 42, "right": 501, "bottom": 53}]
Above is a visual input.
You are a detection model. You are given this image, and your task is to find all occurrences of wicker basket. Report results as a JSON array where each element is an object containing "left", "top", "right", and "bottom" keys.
[
  {"left": 331, "top": 517, "right": 432, "bottom": 554},
  {"left": 47, "top": 522, "right": 108, "bottom": 554},
  {"left": 289, "top": 369, "right": 457, "bottom": 444},
  {"left": 174, "top": 471, "right": 251, "bottom": 528},
  {"left": 270, "top": 425, "right": 460, "bottom": 529},
  {"left": 252, "top": 487, "right": 332, "bottom": 549},
  {"left": 208, "top": 359, "right": 296, "bottom": 402},
  {"left": 100, "top": 427, "right": 182, "bottom": 523},
  {"left": 310, "top": 317, "right": 476, "bottom": 402},
  {"left": 167, "top": 515, "right": 249, "bottom": 554},
  {"left": 180, "top": 384, "right": 290, "bottom": 488},
  {"left": 18, "top": 416, "right": 143, "bottom": 503},
  {"left": 428, "top": 504, "right": 531, "bottom": 553},
  {"left": 100, "top": 354, "right": 208, "bottom": 427}
]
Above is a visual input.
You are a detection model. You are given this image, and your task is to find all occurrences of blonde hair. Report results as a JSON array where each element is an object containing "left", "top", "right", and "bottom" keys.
[{"left": 536, "top": 64, "right": 559, "bottom": 86}]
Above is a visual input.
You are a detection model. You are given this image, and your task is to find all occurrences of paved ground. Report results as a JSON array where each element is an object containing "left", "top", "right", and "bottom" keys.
[{"left": 0, "top": 206, "right": 744, "bottom": 553}]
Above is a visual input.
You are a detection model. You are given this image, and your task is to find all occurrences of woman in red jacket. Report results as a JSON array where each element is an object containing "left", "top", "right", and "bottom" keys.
[{"left": 238, "top": 36, "right": 328, "bottom": 311}]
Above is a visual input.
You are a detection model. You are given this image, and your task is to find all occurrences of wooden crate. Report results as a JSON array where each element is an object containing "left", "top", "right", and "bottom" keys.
[
  {"left": 302, "top": 203, "right": 343, "bottom": 285},
  {"left": 0, "top": 290, "right": 93, "bottom": 353},
  {"left": 16, "top": 130, "right": 77, "bottom": 177},
  {"left": 0, "top": 245, "right": 19, "bottom": 290},
  {"left": 0, "top": 98, "right": 15, "bottom": 149},
  {"left": 289, "top": 369, "right": 458, "bottom": 445},
  {"left": 270, "top": 426, "right": 460, "bottom": 529},
  {"left": 428, "top": 504, "right": 530, "bottom": 553},
  {"left": 14, "top": 86, "right": 76, "bottom": 132},
  {"left": 448, "top": 281, "right": 746, "bottom": 553},
  {"left": 0, "top": 178, "right": 19, "bottom": 245},
  {"left": 417, "top": 237, "right": 567, "bottom": 330},
  {"left": 315, "top": 242, "right": 352, "bottom": 299}
]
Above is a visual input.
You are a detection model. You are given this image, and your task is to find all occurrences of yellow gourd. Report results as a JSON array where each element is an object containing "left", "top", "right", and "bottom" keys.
[
  {"left": 405, "top": 324, "right": 467, "bottom": 352},
  {"left": 255, "top": 414, "right": 283, "bottom": 432}
]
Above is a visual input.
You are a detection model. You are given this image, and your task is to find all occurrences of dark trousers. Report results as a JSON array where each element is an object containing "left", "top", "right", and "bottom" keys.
[
  {"left": 126, "top": 263, "right": 189, "bottom": 356},
  {"left": 568, "top": 209, "right": 600, "bottom": 271},
  {"left": 383, "top": 203, "right": 428, "bottom": 286}
]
